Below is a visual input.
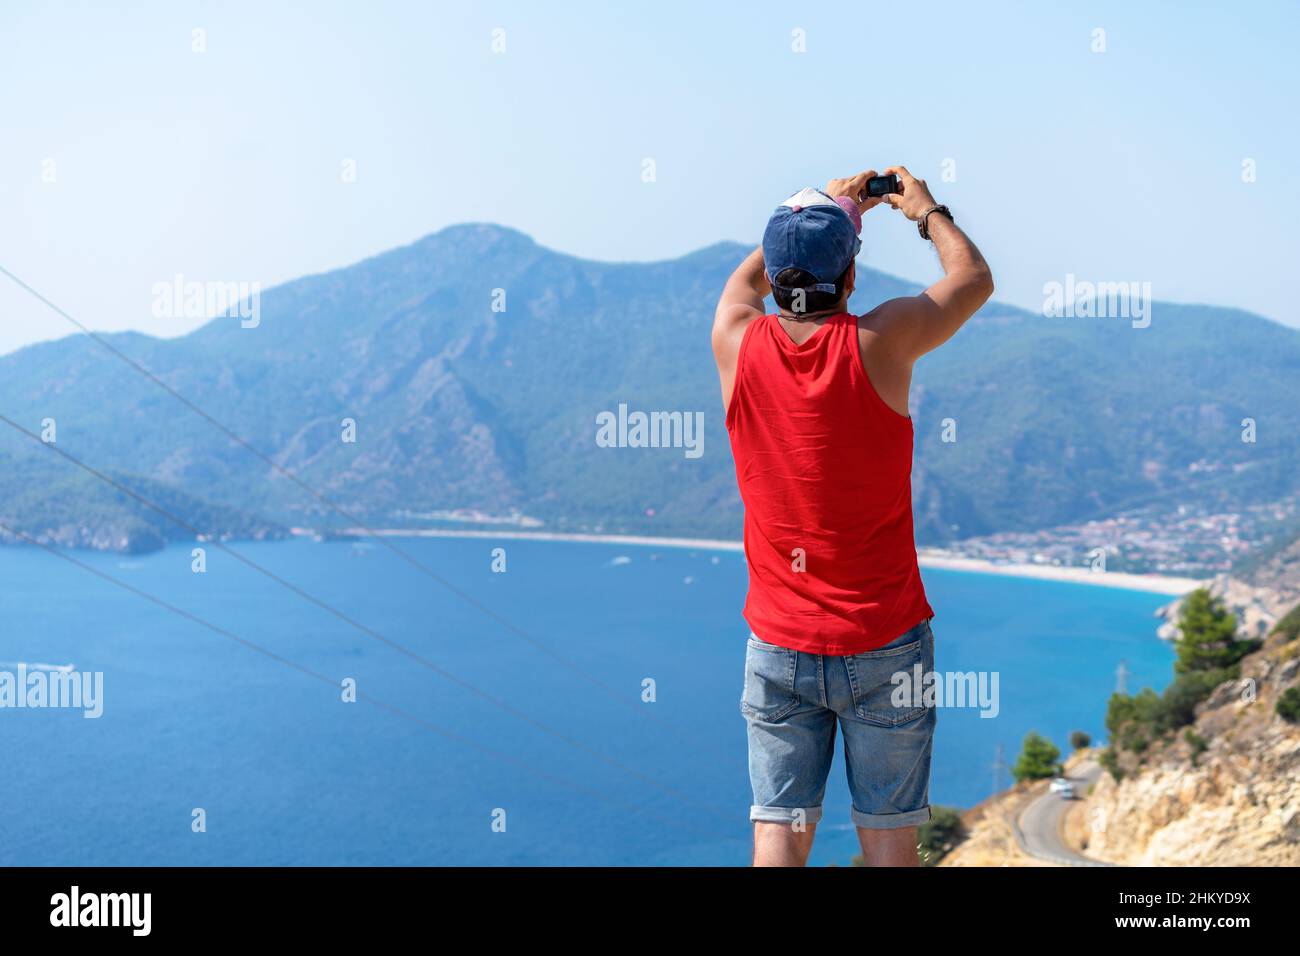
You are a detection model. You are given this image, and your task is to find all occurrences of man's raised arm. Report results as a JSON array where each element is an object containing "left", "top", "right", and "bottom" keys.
[
  {"left": 713, "top": 247, "right": 769, "bottom": 339},
  {"left": 870, "top": 165, "right": 994, "bottom": 361},
  {"left": 710, "top": 246, "right": 770, "bottom": 406}
]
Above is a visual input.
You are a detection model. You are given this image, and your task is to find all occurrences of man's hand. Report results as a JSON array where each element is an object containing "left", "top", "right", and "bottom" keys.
[
  {"left": 862, "top": 164, "right": 993, "bottom": 364},
  {"left": 824, "top": 171, "right": 887, "bottom": 216},
  {"left": 880, "top": 165, "right": 939, "bottom": 221}
]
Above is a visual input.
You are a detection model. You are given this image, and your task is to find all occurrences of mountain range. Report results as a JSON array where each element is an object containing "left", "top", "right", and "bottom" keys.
[{"left": 1, "top": 223, "right": 1297, "bottom": 554}]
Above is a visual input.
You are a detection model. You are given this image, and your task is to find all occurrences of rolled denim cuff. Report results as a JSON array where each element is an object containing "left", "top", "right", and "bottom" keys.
[{"left": 750, "top": 805, "right": 824, "bottom": 827}]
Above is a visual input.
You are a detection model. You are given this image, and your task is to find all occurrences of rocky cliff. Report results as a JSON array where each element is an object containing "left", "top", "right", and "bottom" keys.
[
  {"left": 944, "top": 536, "right": 1300, "bottom": 867},
  {"left": 1155, "top": 533, "right": 1300, "bottom": 641},
  {"left": 1071, "top": 628, "right": 1299, "bottom": 866}
]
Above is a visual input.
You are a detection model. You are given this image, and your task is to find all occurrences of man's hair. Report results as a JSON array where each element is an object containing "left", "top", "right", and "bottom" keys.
[{"left": 771, "top": 266, "right": 850, "bottom": 314}]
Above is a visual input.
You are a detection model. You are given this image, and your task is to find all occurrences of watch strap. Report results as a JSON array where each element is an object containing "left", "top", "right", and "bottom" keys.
[{"left": 918, "top": 204, "right": 953, "bottom": 241}]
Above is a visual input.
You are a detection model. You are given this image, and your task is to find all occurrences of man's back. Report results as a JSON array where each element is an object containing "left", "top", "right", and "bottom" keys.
[{"left": 725, "top": 310, "right": 932, "bottom": 654}]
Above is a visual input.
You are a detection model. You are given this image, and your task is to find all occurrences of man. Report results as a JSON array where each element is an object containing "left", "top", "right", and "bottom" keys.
[{"left": 711, "top": 167, "right": 993, "bottom": 867}]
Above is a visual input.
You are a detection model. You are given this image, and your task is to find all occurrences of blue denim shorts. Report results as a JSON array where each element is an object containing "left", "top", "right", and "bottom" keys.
[{"left": 741, "top": 619, "right": 936, "bottom": 829}]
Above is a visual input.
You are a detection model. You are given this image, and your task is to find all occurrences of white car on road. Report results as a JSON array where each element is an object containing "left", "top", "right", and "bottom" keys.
[{"left": 1049, "top": 777, "right": 1076, "bottom": 799}]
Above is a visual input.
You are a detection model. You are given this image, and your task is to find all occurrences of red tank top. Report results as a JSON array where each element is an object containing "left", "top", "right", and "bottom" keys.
[{"left": 725, "top": 312, "right": 933, "bottom": 655}]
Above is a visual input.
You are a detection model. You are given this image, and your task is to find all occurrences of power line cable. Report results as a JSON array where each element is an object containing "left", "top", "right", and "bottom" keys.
[
  {"left": 0, "top": 413, "right": 735, "bottom": 823},
  {"left": 0, "top": 519, "right": 734, "bottom": 842},
  {"left": 0, "top": 263, "right": 735, "bottom": 762}
]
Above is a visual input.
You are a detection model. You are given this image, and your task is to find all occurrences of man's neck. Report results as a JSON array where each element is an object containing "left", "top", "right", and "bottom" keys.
[{"left": 777, "top": 307, "right": 843, "bottom": 323}]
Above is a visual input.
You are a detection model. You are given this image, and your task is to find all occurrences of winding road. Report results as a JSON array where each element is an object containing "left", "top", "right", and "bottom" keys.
[{"left": 1013, "top": 759, "right": 1114, "bottom": 867}]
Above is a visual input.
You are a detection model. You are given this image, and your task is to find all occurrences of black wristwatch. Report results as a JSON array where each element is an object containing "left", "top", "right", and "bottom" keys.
[{"left": 918, "top": 204, "right": 953, "bottom": 241}]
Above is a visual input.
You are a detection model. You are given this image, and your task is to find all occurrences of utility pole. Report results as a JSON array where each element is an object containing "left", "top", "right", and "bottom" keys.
[{"left": 991, "top": 742, "right": 1008, "bottom": 796}]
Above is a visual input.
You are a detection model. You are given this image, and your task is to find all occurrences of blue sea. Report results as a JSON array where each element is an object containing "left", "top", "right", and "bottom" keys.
[{"left": 0, "top": 537, "right": 1174, "bottom": 866}]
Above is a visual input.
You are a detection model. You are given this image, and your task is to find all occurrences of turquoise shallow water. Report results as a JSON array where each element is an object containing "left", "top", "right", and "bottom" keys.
[{"left": 0, "top": 536, "right": 1174, "bottom": 866}]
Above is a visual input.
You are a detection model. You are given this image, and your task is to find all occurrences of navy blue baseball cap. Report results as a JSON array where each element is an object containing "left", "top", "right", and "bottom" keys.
[{"left": 762, "top": 187, "right": 862, "bottom": 294}]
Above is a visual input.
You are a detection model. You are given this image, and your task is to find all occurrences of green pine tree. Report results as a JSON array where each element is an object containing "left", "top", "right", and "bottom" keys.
[
  {"left": 1011, "top": 731, "right": 1061, "bottom": 782},
  {"left": 1174, "top": 589, "right": 1253, "bottom": 674}
]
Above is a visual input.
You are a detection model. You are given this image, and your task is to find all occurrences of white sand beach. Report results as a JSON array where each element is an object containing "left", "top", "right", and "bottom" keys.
[{"left": 307, "top": 527, "right": 1204, "bottom": 596}]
